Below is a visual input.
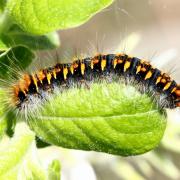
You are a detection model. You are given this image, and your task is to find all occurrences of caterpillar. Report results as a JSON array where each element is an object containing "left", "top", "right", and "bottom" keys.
[{"left": 10, "top": 53, "right": 180, "bottom": 112}]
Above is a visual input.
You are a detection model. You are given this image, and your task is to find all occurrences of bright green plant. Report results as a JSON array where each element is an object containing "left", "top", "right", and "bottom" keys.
[{"left": 0, "top": 0, "right": 168, "bottom": 179}]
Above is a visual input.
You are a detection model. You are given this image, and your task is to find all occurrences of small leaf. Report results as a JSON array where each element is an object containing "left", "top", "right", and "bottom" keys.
[
  {"left": 6, "top": 0, "right": 114, "bottom": 34},
  {"left": 48, "top": 160, "right": 61, "bottom": 180},
  {"left": 0, "top": 122, "right": 60, "bottom": 179},
  {"left": 1, "top": 24, "right": 60, "bottom": 50},
  {"left": 0, "top": 45, "right": 35, "bottom": 79},
  {"left": 0, "top": 123, "right": 37, "bottom": 179},
  {"left": 29, "top": 83, "right": 166, "bottom": 156}
]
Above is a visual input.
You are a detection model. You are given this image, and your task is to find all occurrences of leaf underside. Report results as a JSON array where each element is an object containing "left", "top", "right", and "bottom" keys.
[{"left": 6, "top": 0, "right": 114, "bottom": 34}]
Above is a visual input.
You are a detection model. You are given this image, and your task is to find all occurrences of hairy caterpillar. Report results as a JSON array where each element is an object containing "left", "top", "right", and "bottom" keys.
[{"left": 9, "top": 53, "right": 180, "bottom": 114}]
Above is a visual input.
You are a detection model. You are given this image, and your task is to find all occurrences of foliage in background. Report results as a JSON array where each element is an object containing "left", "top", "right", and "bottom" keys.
[{"left": 0, "top": 122, "right": 61, "bottom": 179}]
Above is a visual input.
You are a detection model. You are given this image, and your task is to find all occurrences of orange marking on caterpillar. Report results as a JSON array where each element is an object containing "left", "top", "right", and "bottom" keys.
[
  {"left": 101, "top": 59, "right": 106, "bottom": 71},
  {"left": 141, "top": 67, "right": 147, "bottom": 72},
  {"left": 113, "top": 59, "right": 117, "bottom": 69},
  {"left": 161, "top": 78, "right": 166, "bottom": 84},
  {"left": 117, "top": 59, "right": 123, "bottom": 64},
  {"left": 156, "top": 76, "right": 162, "bottom": 84},
  {"left": 73, "top": 63, "right": 79, "bottom": 69},
  {"left": 37, "top": 71, "right": 46, "bottom": 83},
  {"left": 91, "top": 58, "right": 99, "bottom": 69},
  {"left": 136, "top": 65, "right": 141, "bottom": 74},
  {"left": 176, "top": 102, "right": 180, "bottom": 107},
  {"left": 171, "top": 87, "right": 177, "bottom": 93},
  {"left": 55, "top": 66, "right": 61, "bottom": 73},
  {"left": 124, "top": 61, "right": 131, "bottom": 72},
  {"left": 47, "top": 72, "right": 52, "bottom": 84},
  {"left": 52, "top": 69, "right": 57, "bottom": 79},
  {"left": 145, "top": 71, "right": 152, "bottom": 80},
  {"left": 81, "top": 63, "right": 85, "bottom": 75},
  {"left": 63, "top": 67, "right": 68, "bottom": 80},
  {"left": 70, "top": 65, "right": 74, "bottom": 74},
  {"left": 163, "top": 82, "right": 172, "bottom": 91},
  {"left": 175, "top": 89, "right": 180, "bottom": 96}
]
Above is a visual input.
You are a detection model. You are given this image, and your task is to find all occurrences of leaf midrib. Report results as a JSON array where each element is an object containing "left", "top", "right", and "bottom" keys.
[{"left": 37, "top": 110, "right": 159, "bottom": 120}]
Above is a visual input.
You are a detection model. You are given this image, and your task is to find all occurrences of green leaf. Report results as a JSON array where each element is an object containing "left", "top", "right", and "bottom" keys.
[
  {"left": 28, "top": 82, "right": 166, "bottom": 156},
  {"left": 0, "top": 122, "right": 61, "bottom": 179},
  {"left": 48, "top": 160, "right": 61, "bottom": 180},
  {"left": 1, "top": 24, "right": 60, "bottom": 50},
  {"left": 0, "top": 13, "right": 60, "bottom": 50},
  {"left": 0, "top": 123, "right": 42, "bottom": 179},
  {"left": 6, "top": 0, "right": 113, "bottom": 34},
  {"left": 0, "top": 45, "right": 35, "bottom": 79}
]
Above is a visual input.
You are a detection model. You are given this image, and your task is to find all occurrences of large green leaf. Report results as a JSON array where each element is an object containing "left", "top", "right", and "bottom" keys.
[
  {"left": 29, "top": 82, "right": 166, "bottom": 156},
  {"left": 6, "top": 0, "right": 114, "bottom": 34}
]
